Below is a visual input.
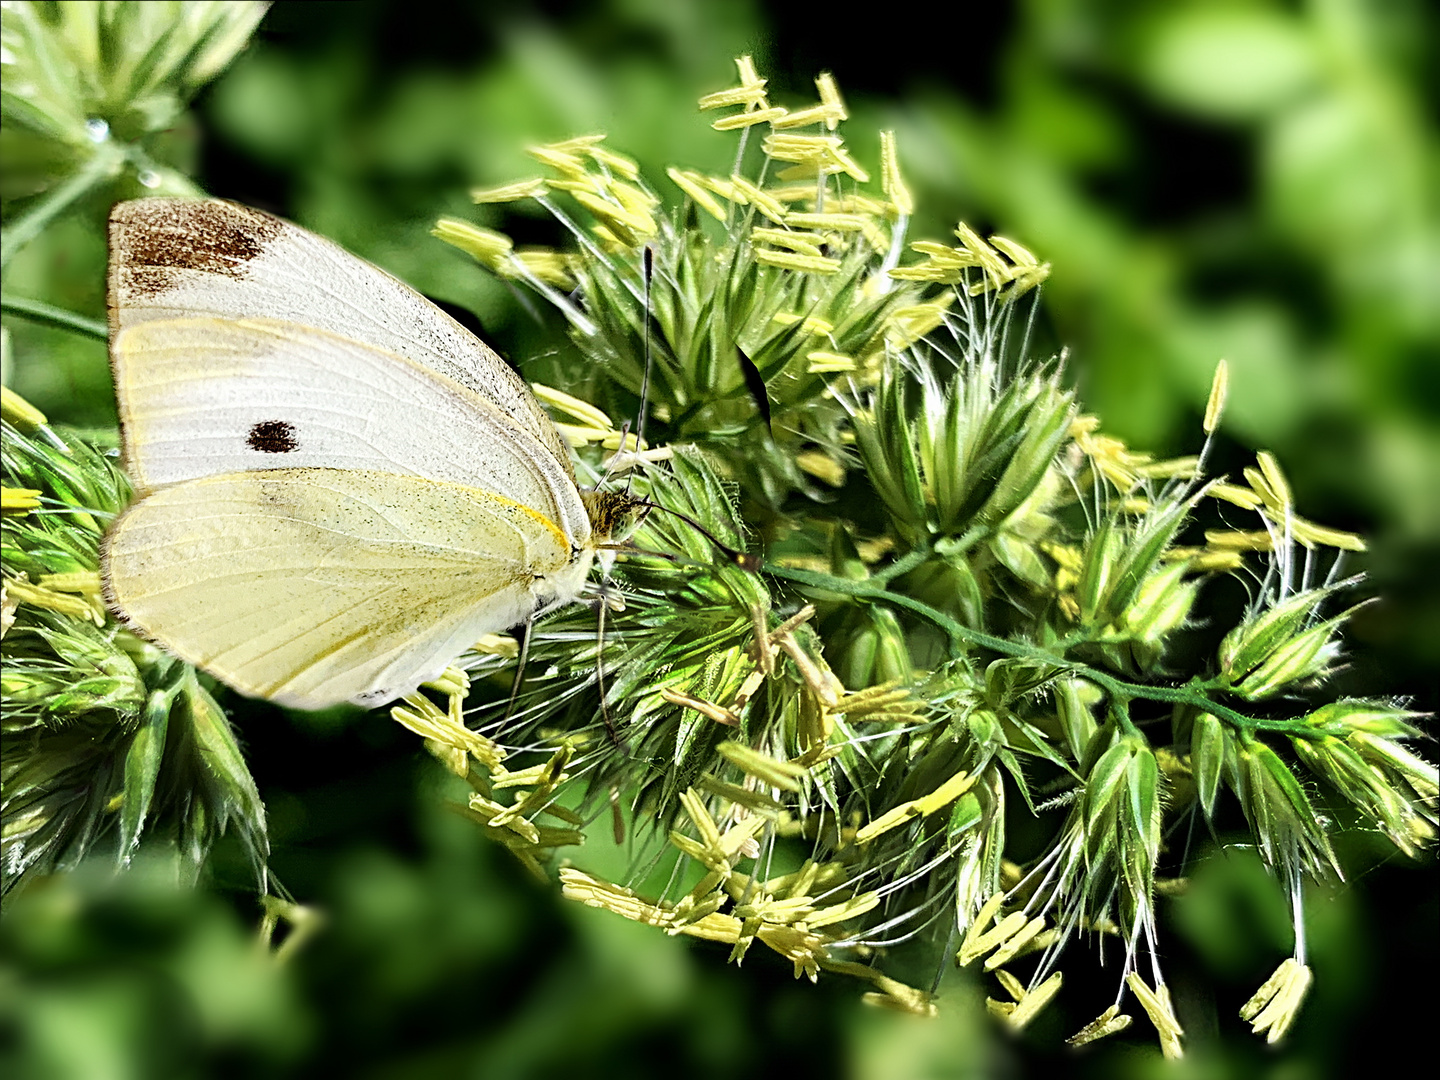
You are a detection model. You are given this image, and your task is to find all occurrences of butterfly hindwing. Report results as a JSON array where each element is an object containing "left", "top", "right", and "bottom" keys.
[{"left": 102, "top": 469, "right": 591, "bottom": 709}]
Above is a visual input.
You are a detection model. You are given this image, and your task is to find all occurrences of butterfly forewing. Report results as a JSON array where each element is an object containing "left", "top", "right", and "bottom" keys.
[
  {"left": 107, "top": 197, "right": 574, "bottom": 477},
  {"left": 111, "top": 314, "right": 590, "bottom": 542}
]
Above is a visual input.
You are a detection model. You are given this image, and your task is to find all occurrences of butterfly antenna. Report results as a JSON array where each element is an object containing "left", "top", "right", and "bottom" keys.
[
  {"left": 625, "top": 245, "right": 656, "bottom": 495},
  {"left": 503, "top": 617, "right": 536, "bottom": 723},
  {"left": 608, "top": 786, "right": 627, "bottom": 846},
  {"left": 595, "top": 585, "right": 621, "bottom": 747},
  {"left": 630, "top": 500, "right": 761, "bottom": 572}
]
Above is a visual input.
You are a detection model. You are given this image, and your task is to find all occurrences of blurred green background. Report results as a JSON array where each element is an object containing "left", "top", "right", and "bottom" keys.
[{"left": 2, "top": 1, "right": 1436, "bottom": 1077}]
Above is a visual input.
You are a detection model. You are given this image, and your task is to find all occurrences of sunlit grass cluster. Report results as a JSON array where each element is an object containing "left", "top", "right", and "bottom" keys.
[
  {"left": 1, "top": 9, "right": 1435, "bottom": 1058},
  {"left": 2, "top": 2, "right": 273, "bottom": 895},
  {"left": 1, "top": 1, "right": 267, "bottom": 270},
  {"left": 1, "top": 389, "right": 268, "bottom": 890},
  {"left": 416, "top": 56, "right": 1437, "bottom": 1048}
]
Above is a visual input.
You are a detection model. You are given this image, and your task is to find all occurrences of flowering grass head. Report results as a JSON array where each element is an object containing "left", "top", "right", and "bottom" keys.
[
  {"left": 1, "top": 390, "right": 267, "bottom": 893},
  {"left": 416, "top": 56, "right": 1437, "bottom": 1051}
]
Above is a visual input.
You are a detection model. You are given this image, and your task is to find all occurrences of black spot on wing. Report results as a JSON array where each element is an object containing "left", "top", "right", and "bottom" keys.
[{"left": 247, "top": 420, "right": 299, "bottom": 453}]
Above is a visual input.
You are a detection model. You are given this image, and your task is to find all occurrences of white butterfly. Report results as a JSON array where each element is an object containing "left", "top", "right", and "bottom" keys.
[{"left": 101, "top": 197, "right": 639, "bottom": 710}]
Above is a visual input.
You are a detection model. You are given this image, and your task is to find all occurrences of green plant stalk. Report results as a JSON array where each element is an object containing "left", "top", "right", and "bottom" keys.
[
  {"left": 0, "top": 296, "right": 108, "bottom": 340},
  {"left": 0, "top": 141, "right": 125, "bottom": 270},
  {"left": 764, "top": 562, "right": 1318, "bottom": 737}
]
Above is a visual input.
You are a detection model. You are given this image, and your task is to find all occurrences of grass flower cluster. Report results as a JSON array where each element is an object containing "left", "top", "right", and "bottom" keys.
[
  {"left": 415, "top": 57, "right": 1437, "bottom": 1049},
  {"left": 0, "top": 13, "right": 1434, "bottom": 1056},
  {"left": 1, "top": 0, "right": 267, "bottom": 272},
  {"left": 1, "top": 389, "right": 267, "bottom": 891},
  {"left": 2, "top": 2, "right": 271, "bottom": 895}
]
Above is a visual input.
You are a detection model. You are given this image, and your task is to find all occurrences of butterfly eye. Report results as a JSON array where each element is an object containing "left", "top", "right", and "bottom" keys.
[{"left": 247, "top": 420, "right": 299, "bottom": 453}]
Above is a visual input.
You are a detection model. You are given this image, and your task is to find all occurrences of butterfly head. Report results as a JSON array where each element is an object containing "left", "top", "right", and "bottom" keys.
[
  {"left": 582, "top": 486, "right": 760, "bottom": 577},
  {"left": 580, "top": 489, "right": 652, "bottom": 574}
]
